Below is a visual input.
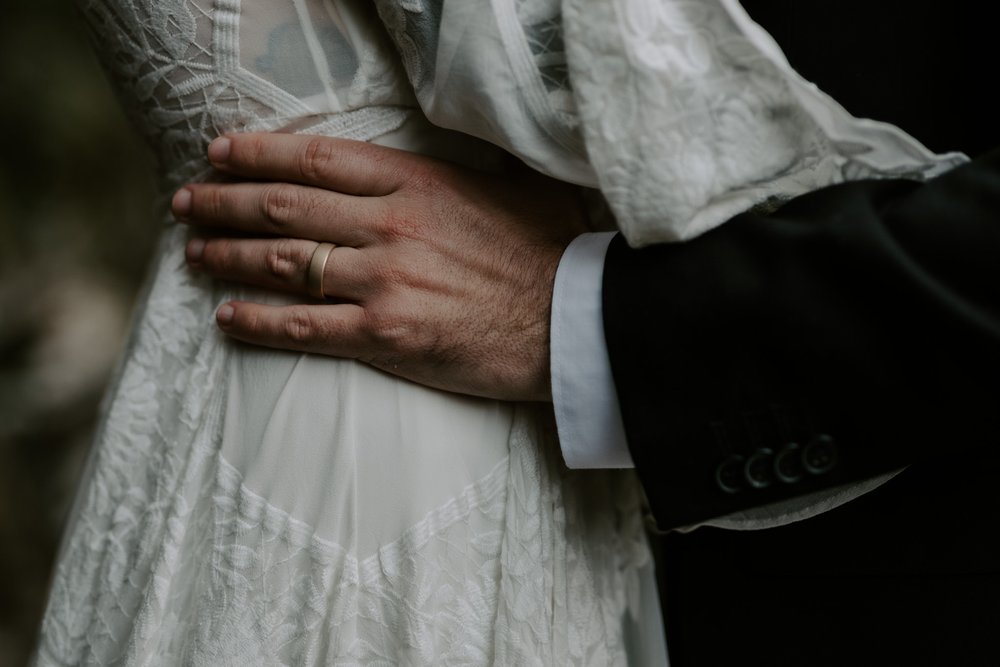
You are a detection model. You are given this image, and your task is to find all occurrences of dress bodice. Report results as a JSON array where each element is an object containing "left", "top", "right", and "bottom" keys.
[{"left": 78, "top": 0, "right": 417, "bottom": 188}]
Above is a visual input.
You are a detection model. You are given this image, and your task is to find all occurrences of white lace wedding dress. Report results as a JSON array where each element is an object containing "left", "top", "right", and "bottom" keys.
[{"left": 34, "top": 1, "right": 663, "bottom": 665}]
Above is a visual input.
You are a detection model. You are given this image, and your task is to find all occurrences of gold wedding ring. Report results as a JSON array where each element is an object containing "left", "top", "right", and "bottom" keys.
[{"left": 307, "top": 242, "right": 336, "bottom": 299}]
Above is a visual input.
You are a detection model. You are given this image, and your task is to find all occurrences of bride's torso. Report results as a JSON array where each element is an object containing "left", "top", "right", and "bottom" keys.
[
  {"left": 82, "top": 0, "right": 538, "bottom": 552},
  {"left": 40, "top": 1, "right": 655, "bottom": 664}
]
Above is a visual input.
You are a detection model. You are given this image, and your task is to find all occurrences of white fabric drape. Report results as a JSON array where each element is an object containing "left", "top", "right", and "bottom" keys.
[{"left": 376, "top": 0, "right": 964, "bottom": 245}]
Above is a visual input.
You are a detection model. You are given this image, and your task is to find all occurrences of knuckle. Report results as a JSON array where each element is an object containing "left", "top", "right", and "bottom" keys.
[
  {"left": 370, "top": 256, "right": 418, "bottom": 292},
  {"left": 299, "top": 137, "right": 334, "bottom": 182},
  {"left": 264, "top": 240, "right": 301, "bottom": 283},
  {"left": 261, "top": 184, "right": 297, "bottom": 229},
  {"left": 283, "top": 310, "right": 317, "bottom": 345},
  {"left": 363, "top": 308, "right": 411, "bottom": 350}
]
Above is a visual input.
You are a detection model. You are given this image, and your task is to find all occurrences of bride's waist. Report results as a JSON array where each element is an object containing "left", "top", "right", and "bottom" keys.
[
  {"left": 152, "top": 106, "right": 412, "bottom": 191},
  {"left": 153, "top": 108, "right": 507, "bottom": 193}
]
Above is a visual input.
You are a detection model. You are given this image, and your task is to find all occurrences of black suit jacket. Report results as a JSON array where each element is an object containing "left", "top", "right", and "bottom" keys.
[{"left": 601, "top": 2, "right": 1000, "bottom": 664}]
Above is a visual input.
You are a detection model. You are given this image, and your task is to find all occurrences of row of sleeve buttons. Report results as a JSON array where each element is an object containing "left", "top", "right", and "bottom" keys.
[{"left": 715, "top": 434, "right": 838, "bottom": 494}]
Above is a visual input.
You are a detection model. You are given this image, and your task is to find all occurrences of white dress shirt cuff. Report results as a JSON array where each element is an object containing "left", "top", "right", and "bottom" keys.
[{"left": 550, "top": 232, "right": 633, "bottom": 469}]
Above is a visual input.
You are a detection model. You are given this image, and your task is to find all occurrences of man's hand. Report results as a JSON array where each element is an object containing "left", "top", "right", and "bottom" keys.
[{"left": 171, "top": 133, "right": 587, "bottom": 401}]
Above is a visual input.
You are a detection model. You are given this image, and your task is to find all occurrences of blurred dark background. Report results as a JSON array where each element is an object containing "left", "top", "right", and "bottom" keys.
[{"left": 0, "top": 0, "right": 157, "bottom": 663}]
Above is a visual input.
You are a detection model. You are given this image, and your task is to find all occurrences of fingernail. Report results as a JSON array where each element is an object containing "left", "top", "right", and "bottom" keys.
[
  {"left": 186, "top": 237, "right": 205, "bottom": 264},
  {"left": 217, "top": 304, "right": 235, "bottom": 326},
  {"left": 172, "top": 188, "right": 192, "bottom": 219},
  {"left": 208, "top": 136, "right": 231, "bottom": 164}
]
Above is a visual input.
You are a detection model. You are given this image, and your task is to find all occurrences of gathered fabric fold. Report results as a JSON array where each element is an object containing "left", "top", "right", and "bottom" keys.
[{"left": 376, "top": 0, "right": 965, "bottom": 245}]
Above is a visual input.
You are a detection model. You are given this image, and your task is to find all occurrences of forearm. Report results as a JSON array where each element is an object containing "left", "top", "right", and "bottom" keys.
[{"left": 604, "top": 148, "right": 1000, "bottom": 529}]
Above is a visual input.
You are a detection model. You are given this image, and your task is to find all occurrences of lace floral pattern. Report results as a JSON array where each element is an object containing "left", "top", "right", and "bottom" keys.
[
  {"left": 36, "top": 233, "right": 648, "bottom": 662},
  {"left": 516, "top": 0, "right": 575, "bottom": 121},
  {"left": 561, "top": 0, "right": 964, "bottom": 245},
  {"left": 375, "top": 0, "right": 962, "bottom": 246},
  {"left": 76, "top": 0, "right": 414, "bottom": 188}
]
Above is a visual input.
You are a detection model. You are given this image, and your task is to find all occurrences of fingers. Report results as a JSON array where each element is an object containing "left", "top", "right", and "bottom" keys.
[
  {"left": 188, "top": 236, "right": 370, "bottom": 300},
  {"left": 215, "top": 301, "right": 370, "bottom": 358},
  {"left": 173, "top": 181, "right": 382, "bottom": 247},
  {"left": 205, "top": 133, "right": 417, "bottom": 196}
]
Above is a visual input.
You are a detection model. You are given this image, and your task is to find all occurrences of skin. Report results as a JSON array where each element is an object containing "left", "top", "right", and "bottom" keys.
[{"left": 172, "top": 133, "right": 586, "bottom": 402}]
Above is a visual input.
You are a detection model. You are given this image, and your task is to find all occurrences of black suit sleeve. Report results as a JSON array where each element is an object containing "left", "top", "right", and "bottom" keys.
[{"left": 603, "top": 149, "right": 1000, "bottom": 530}]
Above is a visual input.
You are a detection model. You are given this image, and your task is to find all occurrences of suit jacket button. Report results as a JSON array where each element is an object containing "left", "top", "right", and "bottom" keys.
[
  {"left": 744, "top": 448, "right": 775, "bottom": 489},
  {"left": 774, "top": 442, "right": 804, "bottom": 483},
  {"left": 803, "top": 434, "right": 838, "bottom": 474},
  {"left": 715, "top": 455, "right": 746, "bottom": 494}
]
